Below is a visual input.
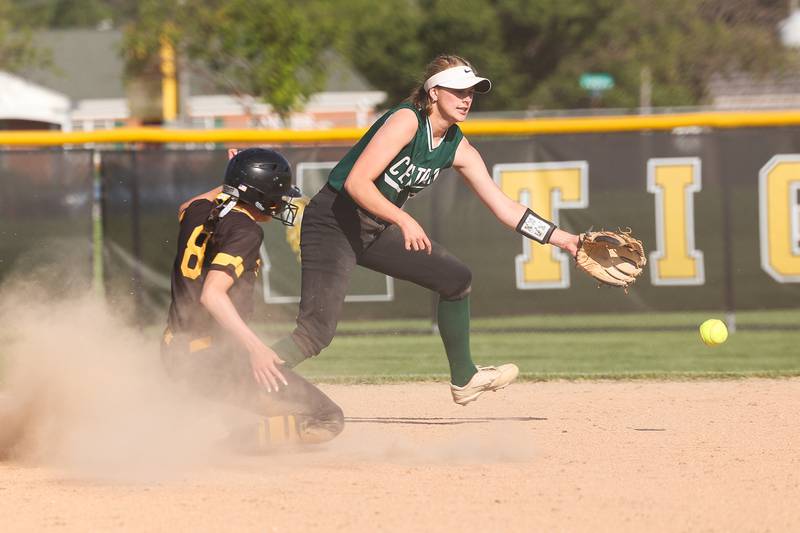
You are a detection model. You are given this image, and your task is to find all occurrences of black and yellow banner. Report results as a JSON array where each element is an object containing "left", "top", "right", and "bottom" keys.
[{"left": 2, "top": 126, "right": 800, "bottom": 320}]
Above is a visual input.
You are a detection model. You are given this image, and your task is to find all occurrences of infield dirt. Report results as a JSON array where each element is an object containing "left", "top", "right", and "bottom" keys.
[{"left": 1, "top": 379, "right": 798, "bottom": 532}]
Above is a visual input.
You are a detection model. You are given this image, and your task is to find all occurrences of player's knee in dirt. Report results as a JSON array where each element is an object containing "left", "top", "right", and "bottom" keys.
[
  {"left": 228, "top": 408, "right": 344, "bottom": 451},
  {"left": 300, "top": 404, "right": 345, "bottom": 444},
  {"left": 322, "top": 404, "right": 345, "bottom": 437}
]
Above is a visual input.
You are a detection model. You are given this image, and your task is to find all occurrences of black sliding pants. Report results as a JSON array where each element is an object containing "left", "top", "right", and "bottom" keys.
[{"left": 289, "top": 184, "right": 472, "bottom": 358}]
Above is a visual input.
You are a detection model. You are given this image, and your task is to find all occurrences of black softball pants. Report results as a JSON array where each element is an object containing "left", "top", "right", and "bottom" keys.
[
  {"left": 288, "top": 184, "right": 472, "bottom": 359},
  {"left": 161, "top": 331, "right": 344, "bottom": 444}
]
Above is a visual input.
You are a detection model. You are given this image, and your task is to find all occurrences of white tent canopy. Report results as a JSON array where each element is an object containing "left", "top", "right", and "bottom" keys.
[{"left": 0, "top": 71, "right": 70, "bottom": 129}]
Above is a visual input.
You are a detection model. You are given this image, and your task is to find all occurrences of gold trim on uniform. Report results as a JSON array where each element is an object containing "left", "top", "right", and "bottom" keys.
[
  {"left": 258, "top": 415, "right": 300, "bottom": 446},
  {"left": 212, "top": 253, "right": 245, "bottom": 277},
  {"left": 189, "top": 336, "right": 212, "bottom": 353},
  {"left": 268, "top": 416, "right": 286, "bottom": 443},
  {"left": 231, "top": 205, "right": 255, "bottom": 221}
]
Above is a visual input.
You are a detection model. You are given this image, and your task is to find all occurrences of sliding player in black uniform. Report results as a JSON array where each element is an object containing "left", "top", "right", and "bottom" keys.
[{"left": 161, "top": 148, "right": 344, "bottom": 448}]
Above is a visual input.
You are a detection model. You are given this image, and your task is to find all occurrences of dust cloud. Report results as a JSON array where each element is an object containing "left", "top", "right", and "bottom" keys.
[
  {"left": 320, "top": 422, "right": 537, "bottom": 465},
  {"left": 0, "top": 247, "right": 536, "bottom": 482},
  {"left": 0, "top": 275, "right": 230, "bottom": 481}
]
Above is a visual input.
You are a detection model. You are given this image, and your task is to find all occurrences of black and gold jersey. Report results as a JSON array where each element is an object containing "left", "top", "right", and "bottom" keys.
[{"left": 166, "top": 198, "right": 263, "bottom": 337}]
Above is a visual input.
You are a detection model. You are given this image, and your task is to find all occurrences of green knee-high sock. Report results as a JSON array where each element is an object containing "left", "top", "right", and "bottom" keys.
[{"left": 437, "top": 296, "right": 478, "bottom": 387}]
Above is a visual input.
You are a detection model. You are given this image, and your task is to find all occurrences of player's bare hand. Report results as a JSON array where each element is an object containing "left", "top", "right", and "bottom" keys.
[
  {"left": 398, "top": 215, "right": 432, "bottom": 254},
  {"left": 248, "top": 345, "right": 287, "bottom": 392},
  {"left": 549, "top": 228, "right": 580, "bottom": 258}
]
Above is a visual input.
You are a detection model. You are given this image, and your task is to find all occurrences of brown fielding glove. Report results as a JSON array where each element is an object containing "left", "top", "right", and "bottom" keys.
[{"left": 575, "top": 229, "right": 646, "bottom": 291}]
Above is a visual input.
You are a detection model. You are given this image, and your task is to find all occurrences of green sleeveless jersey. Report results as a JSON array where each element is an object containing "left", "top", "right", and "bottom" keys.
[{"left": 327, "top": 103, "right": 464, "bottom": 207}]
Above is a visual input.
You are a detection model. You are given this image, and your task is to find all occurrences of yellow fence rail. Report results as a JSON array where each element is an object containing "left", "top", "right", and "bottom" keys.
[{"left": 3, "top": 109, "right": 800, "bottom": 146}]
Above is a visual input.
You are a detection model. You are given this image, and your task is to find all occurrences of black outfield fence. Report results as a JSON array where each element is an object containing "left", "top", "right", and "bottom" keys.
[{"left": 2, "top": 124, "right": 800, "bottom": 323}]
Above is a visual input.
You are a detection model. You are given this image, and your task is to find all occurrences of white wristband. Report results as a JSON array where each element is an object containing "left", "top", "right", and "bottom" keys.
[{"left": 516, "top": 208, "right": 556, "bottom": 244}]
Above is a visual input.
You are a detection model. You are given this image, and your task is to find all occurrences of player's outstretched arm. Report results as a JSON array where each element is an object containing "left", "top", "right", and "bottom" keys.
[
  {"left": 200, "top": 270, "right": 287, "bottom": 392},
  {"left": 548, "top": 228, "right": 579, "bottom": 258},
  {"left": 453, "top": 138, "right": 579, "bottom": 257}
]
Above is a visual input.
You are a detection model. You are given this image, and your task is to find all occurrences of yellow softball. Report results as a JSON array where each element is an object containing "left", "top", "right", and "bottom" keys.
[{"left": 699, "top": 319, "right": 728, "bottom": 347}]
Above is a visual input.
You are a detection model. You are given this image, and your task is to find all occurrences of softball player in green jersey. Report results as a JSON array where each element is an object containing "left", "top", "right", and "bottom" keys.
[{"left": 272, "top": 55, "right": 581, "bottom": 405}]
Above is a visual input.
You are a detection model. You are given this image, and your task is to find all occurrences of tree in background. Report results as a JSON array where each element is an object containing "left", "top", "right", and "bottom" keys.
[
  {"left": 526, "top": 0, "right": 790, "bottom": 109},
  {"left": 0, "top": 0, "right": 51, "bottom": 73},
  {"left": 181, "top": 0, "right": 338, "bottom": 121},
  {"left": 119, "top": 0, "right": 338, "bottom": 124},
  {"left": 338, "top": 0, "right": 791, "bottom": 111},
  {"left": 115, "top": 0, "right": 182, "bottom": 122},
  {"left": 8, "top": 0, "right": 116, "bottom": 29},
  {"left": 4, "top": 0, "right": 792, "bottom": 113}
]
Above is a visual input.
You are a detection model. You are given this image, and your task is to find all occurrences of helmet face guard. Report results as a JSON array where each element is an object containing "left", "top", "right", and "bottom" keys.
[
  {"left": 222, "top": 183, "right": 301, "bottom": 226},
  {"left": 256, "top": 185, "right": 301, "bottom": 226}
]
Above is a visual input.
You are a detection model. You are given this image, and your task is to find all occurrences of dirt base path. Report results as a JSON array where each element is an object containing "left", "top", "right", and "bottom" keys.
[{"left": 1, "top": 379, "right": 799, "bottom": 532}]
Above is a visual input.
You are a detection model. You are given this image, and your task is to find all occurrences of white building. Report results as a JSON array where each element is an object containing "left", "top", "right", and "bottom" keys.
[
  {"left": 0, "top": 71, "right": 70, "bottom": 130},
  {"left": 5, "top": 29, "right": 385, "bottom": 132}
]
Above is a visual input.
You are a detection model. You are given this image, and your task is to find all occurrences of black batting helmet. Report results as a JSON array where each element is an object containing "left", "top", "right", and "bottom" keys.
[{"left": 222, "top": 148, "right": 301, "bottom": 225}]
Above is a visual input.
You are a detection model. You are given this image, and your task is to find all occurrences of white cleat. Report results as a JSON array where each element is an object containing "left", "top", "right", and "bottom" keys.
[{"left": 450, "top": 363, "right": 520, "bottom": 406}]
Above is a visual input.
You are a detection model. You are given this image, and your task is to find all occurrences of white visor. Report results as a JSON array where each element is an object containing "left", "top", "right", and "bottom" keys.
[{"left": 423, "top": 66, "right": 492, "bottom": 94}]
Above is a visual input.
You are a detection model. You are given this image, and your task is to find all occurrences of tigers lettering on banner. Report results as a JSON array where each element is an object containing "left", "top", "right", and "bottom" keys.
[
  {"left": 647, "top": 158, "right": 705, "bottom": 285},
  {"left": 493, "top": 161, "right": 588, "bottom": 289},
  {"left": 759, "top": 155, "right": 800, "bottom": 283}
]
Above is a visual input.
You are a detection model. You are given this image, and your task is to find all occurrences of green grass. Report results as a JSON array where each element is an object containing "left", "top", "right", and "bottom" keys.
[
  {"left": 295, "top": 329, "right": 800, "bottom": 382},
  {"left": 255, "top": 309, "right": 800, "bottom": 382},
  {"left": 256, "top": 308, "right": 800, "bottom": 335},
  {"left": 2, "top": 310, "right": 798, "bottom": 384}
]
